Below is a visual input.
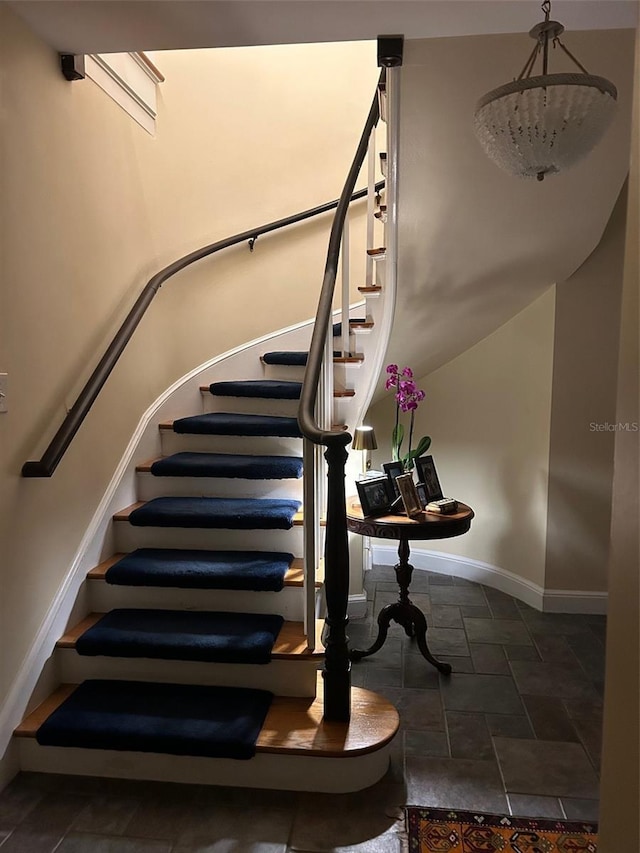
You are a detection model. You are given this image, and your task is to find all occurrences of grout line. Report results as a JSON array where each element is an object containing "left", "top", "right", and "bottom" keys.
[{"left": 505, "top": 792, "right": 515, "bottom": 816}]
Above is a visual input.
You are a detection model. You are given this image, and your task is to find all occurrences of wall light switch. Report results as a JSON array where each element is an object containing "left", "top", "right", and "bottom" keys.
[{"left": 0, "top": 373, "right": 7, "bottom": 413}]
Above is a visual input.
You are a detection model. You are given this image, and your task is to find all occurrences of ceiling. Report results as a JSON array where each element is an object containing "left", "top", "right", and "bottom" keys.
[{"left": 9, "top": 1, "right": 638, "bottom": 54}]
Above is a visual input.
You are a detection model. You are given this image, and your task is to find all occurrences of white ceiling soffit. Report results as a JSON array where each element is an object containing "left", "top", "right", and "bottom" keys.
[
  {"left": 380, "top": 27, "right": 636, "bottom": 390},
  {"left": 9, "top": 1, "right": 639, "bottom": 54}
]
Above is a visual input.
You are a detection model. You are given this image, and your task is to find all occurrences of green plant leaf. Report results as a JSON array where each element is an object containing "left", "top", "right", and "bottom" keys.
[
  {"left": 413, "top": 435, "right": 432, "bottom": 458},
  {"left": 392, "top": 423, "right": 405, "bottom": 460}
]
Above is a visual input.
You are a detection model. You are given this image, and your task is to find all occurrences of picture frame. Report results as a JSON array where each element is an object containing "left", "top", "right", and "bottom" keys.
[
  {"left": 416, "top": 482, "right": 428, "bottom": 508},
  {"left": 396, "top": 473, "right": 423, "bottom": 518},
  {"left": 356, "top": 476, "right": 393, "bottom": 517},
  {"left": 383, "top": 461, "right": 405, "bottom": 498},
  {"left": 416, "top": 455, "right": 444, "bottom": 502}
]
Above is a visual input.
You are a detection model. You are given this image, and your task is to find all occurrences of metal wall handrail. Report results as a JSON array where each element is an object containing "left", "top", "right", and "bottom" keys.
[{"left": 22, "top": 180, "right": 383, "bottom": 478}]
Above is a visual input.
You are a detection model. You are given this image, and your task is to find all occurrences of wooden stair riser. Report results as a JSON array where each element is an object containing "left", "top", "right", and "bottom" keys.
[
  {"left": 17, "top": 740, "right": 392, "bottom": 793},
  {"left": 56, "top": 652, "right": 320, "bottom": 697},
  {"left": 136, "top": 473, "right": 304, "bottom": 503},
  {"left": 114, "top": 522, "right": 307, "bottom": 556},
  {"left": 89, "top": 582, "right": 314, "bottom": 621},
  {"left": 201, "top": 393, "right": 301, "bottom": 418},
  {"left": 160, "top": 430, "right": 303, "bottom": 458}
]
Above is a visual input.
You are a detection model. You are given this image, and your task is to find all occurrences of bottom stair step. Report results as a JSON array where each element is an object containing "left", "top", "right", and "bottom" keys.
[
  {"left": 16, "top": 675, "right": 400, "bottom": 792},
  {"left": 30, "top": 680, "right": 272, "bottom": 760}
]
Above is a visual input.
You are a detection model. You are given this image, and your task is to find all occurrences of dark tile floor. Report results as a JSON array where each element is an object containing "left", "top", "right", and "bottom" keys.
[{"left": 0, "top": 567, "right": 605, "bottom": 852}]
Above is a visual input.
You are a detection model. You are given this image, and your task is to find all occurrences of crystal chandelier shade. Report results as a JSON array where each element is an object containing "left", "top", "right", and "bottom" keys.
[{"left": 474, "top": 2, "right": 618, "bottom": 181}]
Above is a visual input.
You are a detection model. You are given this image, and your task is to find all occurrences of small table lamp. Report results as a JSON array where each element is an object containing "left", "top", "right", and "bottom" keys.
[{"left": 352, "top": 425, "right": 378, "bottom": 476}]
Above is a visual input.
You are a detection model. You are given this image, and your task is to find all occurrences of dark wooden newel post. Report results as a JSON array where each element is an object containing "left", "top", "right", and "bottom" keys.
[{"left": 322, "top": 437, "right": 352, "bottom": 721}]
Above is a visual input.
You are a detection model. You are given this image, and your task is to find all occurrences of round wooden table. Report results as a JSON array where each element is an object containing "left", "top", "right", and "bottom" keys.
[{"left": 347, "top": 498, "right": 474, "bottom": 674}]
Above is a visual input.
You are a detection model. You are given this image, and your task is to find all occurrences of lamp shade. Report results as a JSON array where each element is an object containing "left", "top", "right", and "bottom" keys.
[
  {"left": 474, "top": 74, "right": 617, "bottom": 181},
  {"left": 352, "top": 426, "right": 377, "bottom": 451}
]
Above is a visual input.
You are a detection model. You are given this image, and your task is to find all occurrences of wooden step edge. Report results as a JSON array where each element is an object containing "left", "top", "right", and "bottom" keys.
[
  {"left": 56, "top": 615, "right": 324, "bottom": 659},
  {"left": 16, "top": 674, "right": 400, "bottom": 758},
  {"left": 348, "top": 321, "right": 374, "bottom": 330},
  {"left": 14, "top": 685, "right": 76, "bottom": 737},
  {"left": 333, "top": 389, "right": 355, "bottom": 398},
  {"left": 357, "top": 286, "right": 382, "bottom": 295},
  {"left": 366, "top": 248, "right": 386, "bottom": 260},
  {"left": 333, "top": 355, "right": 364, "bottom": 364},
  {"left": 87, "top": 554, "right": 127, "bottom": 579},
  {"left": 87, "top": 554, "right": 322, "bottom": 588},
  {"left": 113, "top": 503, "right": 323, "bottom": 527}
]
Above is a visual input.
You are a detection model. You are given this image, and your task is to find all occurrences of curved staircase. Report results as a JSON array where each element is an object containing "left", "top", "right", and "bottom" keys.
[
  {"left": 14, "top": 329, "right": 399, "bottom": 793},
  {"left": 13, "top": 63, "right": 400, "bottom": 794}
]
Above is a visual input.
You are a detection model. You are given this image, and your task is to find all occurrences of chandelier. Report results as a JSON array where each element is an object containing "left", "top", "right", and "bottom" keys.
[{"left": 474, "top": 0, "right": 618, "bottom": 181}]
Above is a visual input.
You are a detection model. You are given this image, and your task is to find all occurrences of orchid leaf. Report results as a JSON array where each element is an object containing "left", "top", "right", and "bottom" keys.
[{"left": 413, "top": 435, "right": 431, "bottom": 458}]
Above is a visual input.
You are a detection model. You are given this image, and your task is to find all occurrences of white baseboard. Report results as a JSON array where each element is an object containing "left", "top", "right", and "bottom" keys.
[
  {"left": 370, "top": 545, "right": 607, "bottom": 615},
  {"left": 347, "top": 593, "right": 368, "bottom": 619},
  {"left": 541, "top": 589, "right": 608, "bottom": 614}
]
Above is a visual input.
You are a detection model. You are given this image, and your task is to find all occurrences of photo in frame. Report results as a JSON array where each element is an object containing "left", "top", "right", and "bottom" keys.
[
  {"left": 383, "top": 461, "right": 405, "bottom": 498},
  {"left": 396, "top": 473, "right": 423, "bottom": 518},
  {"left": 416, "top": 482, "right": 428, "bottom": 508},
  {"left": 356, "top": 476, "right": 393, "bottom": 517},
  {"left": 416, "top": 455, "right": 444, "bottom": 502}
]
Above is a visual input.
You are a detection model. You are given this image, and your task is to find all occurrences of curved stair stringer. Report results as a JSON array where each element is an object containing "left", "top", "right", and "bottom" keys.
[{"left": 9, "top": 303, "right": 399, "bottom": 792}]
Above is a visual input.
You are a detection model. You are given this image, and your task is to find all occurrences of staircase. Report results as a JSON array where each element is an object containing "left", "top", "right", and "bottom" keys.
[
  {"left": 13, "top": 63, "right": 401, "bottom": 794},
  {"left": 14, "top": 314, "right": 399, "bottom": 793}
]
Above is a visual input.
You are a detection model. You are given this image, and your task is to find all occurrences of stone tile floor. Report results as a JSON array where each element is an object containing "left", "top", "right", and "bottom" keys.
[{"left": 0, "top": 567, "right": 605, "bottom": 852}]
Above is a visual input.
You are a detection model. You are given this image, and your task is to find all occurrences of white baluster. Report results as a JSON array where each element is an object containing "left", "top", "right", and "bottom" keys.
[
  {"left": 366, "top": 131, "right": 376, "bottom": 287},
  {"left": 341, "top": 214, "right": 350, "bottom": 358}
]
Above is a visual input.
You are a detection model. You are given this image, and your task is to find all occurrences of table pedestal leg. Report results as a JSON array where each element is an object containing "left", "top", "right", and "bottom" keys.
[{"left": 349, "top": 538, "right": 452, "bottom": 675}]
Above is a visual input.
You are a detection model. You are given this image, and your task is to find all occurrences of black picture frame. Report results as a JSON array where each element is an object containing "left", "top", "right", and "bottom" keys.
[
  {"left": 416, "top": 455, "right": 444, "bottom": 502},
  {"left": 416, "top": 482, "right": 428, "bottom": 508},
  {"left": 396, "top": 473, "right": 423, "bottom": 518},
  {"left": 383, "top": 461, "right": 405, "bottom": 498},
  {"left": 356, "top": 476, "right": 393, "bottom": 517}
]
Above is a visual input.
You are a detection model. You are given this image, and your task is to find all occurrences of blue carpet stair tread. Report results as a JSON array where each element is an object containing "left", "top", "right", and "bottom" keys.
[
  {"left": 172, "top": 412, "right": 302, "bottom": 438},
  {"left": 75, "top": 609, "right": 284, "bottom": 664},
  {"left": 262, "top": 351, "right": 344, "bottom": 366},
  {"left": 127, "top": 497, "right": 301, "bottom": 529},
  {"left": 209, "top": 380, "right": 301, "bottom": 399},
  {"left": 149, "top": 452, "right": 303, "bottom": 480},
  {"left": 104, "top": 549, "right": 293, "bottom": 591},
  {"left": 35, "top": 680, "right": 272, "bottom": 760}
]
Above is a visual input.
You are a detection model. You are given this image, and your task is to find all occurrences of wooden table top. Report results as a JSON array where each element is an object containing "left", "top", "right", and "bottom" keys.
[{"left": 347, "top": 497, "right": 474, "bottom": 541}]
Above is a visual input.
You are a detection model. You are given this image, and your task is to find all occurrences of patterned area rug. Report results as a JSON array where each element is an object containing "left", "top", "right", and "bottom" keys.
[{"left": 406, "top": 806, "right": 598, "bottom": 852}]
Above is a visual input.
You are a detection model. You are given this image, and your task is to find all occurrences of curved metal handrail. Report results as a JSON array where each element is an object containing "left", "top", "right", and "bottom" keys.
[
  {"left": 22, "top": 179, "right": 384, "bottom": 477},
  {"left": 298, "top": 84, "right": 382, "bottom": 445},
  {"left": 298, "top": 72, "right": 384, "bottom": 721}
]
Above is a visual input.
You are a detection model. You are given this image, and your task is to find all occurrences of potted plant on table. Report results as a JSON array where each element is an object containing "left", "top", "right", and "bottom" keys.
[{"left": 385, "top": 364, "right": 431, "bottom": 471}]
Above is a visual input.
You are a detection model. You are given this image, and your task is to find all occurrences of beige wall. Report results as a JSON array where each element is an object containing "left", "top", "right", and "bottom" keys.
[
  {"left": 0, "top": 4, "right": 378, "bottom": 713},
  {"left": 545, "top": 186, "right": 628, "bottom": 592},
  {"left": 369, "top": 287, "right": 556, "bottom": 587},
  {"left": 598, "top": 26, "right": 639, "bottom": 852}
]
